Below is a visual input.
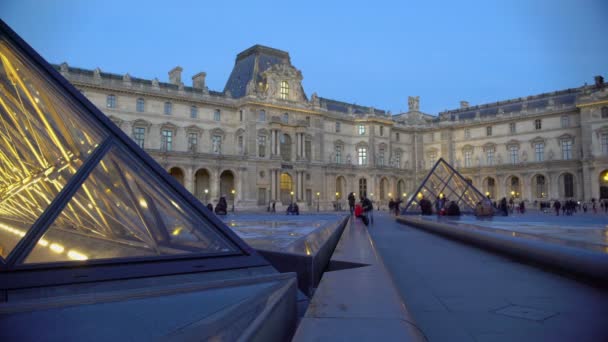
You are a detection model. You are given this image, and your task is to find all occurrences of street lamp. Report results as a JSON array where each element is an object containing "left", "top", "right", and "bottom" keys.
[
  {"left": 231, "top": 189, "right": 236, "bottom": 212},
  {"left": 204, "top": 188, "right": 209, "bottom": 204},
  {"left": 290, "top": 191, "right": 295, "bottom": 203},
  {"left": 316, "top": 191, "right": 320, "bottom": 212}
]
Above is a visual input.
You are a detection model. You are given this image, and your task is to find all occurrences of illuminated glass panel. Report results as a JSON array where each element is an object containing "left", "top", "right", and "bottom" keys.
[
  {"left": 280, "top": 81, "right": 289, "bottom": 99},
  {"left": 0, "top": 41, "right": 105, "bottom": 259},
  {"left": 24, "top": 146, "right": 237, "bottom": 264}
]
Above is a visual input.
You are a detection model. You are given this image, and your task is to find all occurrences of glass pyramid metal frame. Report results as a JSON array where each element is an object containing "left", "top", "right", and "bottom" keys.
[
  {"left": 0, "top": 20, "right": 268, "bottom": 290},
  {"left": 403, "top": 158, "right": 490, "bottom": 215}
]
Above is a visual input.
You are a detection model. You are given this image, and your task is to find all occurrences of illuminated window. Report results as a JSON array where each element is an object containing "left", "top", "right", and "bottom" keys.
[
  {"left": 214, "top": 109, "right": 221, "bottom": 121},
  {"left": 133, "top": 127, "right": 145, "bottom": 148},
  {"left": 161, "top": 129, "right": 173, "bottom": 152},
  {"left": 106, "top": 94, "right": 116, "bottom": 108},
  {"left": 510, "top": 146, "right": 519, "bottom": 164},
  {"left": 561, "top": 139, "right": 572, "bottom": 160},
  {"left": 358, "top": 125, "right": 366, "bottom": 135},
  {"left": 212, "top": 135, "right": 222, "bottom": 154},
  {"left": 486, "top": 126, "right": 492, "bottom": 137},
  {"left": 509, "top": 122, "right": 516, "bottom": 134},
  {"left": 464, "top": 150, "right": 472, "bottom": 167},
  {"left": 535, "top": 119, "right": 542, "bottom": 130},
  {"left": 136, "top": 98, "right": 144, "bottom": 112},
  {"left": 336, "top": 121, "right": 341, "bottom": 132},
  {"left": 190, "top": 106, "right": 198, "bottom": 119},
  {"left": 535, "top": 142, "right": 544, "bottom": 161},
  {"left": 164, "top": 102, "right": 172, "bottom": 115},
  {"left": 258, "top": 135, "right": 266, "bottom": 157},
  {"left": 357, "top": 147, "right": 367, "bottom": 165},
  {"left": 259, "top": 110, "right": 266, "bottom": 121},
  {"left": 188, "top": 132, "right": 198, "bottom": 152},
  {"left": 280, "top": 81, "right": 289, "bottom": 99}
]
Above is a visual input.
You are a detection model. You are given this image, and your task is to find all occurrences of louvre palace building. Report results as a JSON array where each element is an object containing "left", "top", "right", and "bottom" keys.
[{"left": 55, "top": 45, "right": 608, "bottom": 211}]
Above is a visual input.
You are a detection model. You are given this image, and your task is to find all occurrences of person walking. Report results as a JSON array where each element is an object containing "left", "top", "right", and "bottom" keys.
[
  {"left": 361, "top": 195, "right": 373, "bottom": 226},
  {"left": 348, "top": 192, "right": 356, "bottom": 215},
  {"left": 553, "top": 200, "right": 561, "bottom": 216}
]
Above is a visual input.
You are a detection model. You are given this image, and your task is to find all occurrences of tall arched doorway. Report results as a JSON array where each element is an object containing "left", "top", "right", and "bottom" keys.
[
  {"left": 280, "top": 173, "right": 293, "bottom": 204},
  {"left": 533, "top": 174, "right": 547, "bottom": 199},
  {"left": 169, "top": 167, "right": 184, "bottom": 185},
  {"left": 194, "top": 168, "right": 210, "bottom": 202},
  {"left": 397, "top": 179, "right": 406, "bottom": 198},
  {"left": 483, "top": 177, "right": 496, "bottom": 199},
  {"left": 561, "top": 173, "right": 574, "bottom": 198},
  {"left": 599, "top": 170, "right": 608, "bottom": 199},
  {"left": 507, "top": 176, "right": 521, "bottom": 199},
  {"left": 359, "top": 178, "right": 367, "bottom": 198},
  {"left": 219, "top": 170, "right": 235, "bottom": 199},
  {"left": 336, "top": 176, "right": 346, "bottom": 200},
  {"left": 380, "top": 177, "right": 389, "bottom": 200}
]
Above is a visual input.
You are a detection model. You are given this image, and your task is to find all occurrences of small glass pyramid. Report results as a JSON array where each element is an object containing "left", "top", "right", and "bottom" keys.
[
  {"left": 403, "top": 158, "right": 490, "bottom": 215},
  {"left": 0, "top": 20, "right": 265, "bottom": 289}
]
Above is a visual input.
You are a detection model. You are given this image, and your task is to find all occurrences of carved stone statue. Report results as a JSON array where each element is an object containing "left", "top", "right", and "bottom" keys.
[{"left": 408, "top": 96, "right": 420, "bottom": 112}]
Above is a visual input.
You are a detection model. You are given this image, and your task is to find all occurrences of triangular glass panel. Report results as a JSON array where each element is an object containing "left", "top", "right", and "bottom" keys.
[
  {"left": 24, "top": 145, "right": 238, "bottom": 264},
  {"left": 403, "top": 158, "right": 490, "bottom": 215},
  {"left": 0, "top": 39, "right": 105, "bottom": 260}
]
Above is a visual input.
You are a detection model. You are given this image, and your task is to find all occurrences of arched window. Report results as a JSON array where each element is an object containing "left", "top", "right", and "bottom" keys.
[
  {"left": 534, "top": 175, "right": 546, "bottom": 198},
  {"left": 280, "top": 134, "right": 292, "bottom": 161},
  {"left": 563, "top": 173, "right": 574, "bottom": 198}
]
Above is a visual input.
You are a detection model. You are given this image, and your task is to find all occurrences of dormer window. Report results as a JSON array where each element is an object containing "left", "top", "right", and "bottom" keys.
[{"left": 280, "top": 81, "right": 289, "bottom": 100}]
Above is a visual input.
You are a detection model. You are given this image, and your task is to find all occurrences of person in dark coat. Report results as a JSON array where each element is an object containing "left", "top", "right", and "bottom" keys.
[
  {"left": 553, "top": 200, "right": 561, "bottom": 216},
  {"left": 215, "top": 196, "right": 228, "bottom": 215},
  {"left": 206, "top": 203, "right": 213, "bottom": 212},
  {"left": 420, "top": 197, "right": 433, "bottom": 215},
  {"left": 348, "top": 192, "right": 356, "bottom": 215}
]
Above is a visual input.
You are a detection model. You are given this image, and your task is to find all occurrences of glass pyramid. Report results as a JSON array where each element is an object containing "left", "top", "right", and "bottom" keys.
[
  {"left": 403, "top": 158, "right": 490, "bottom": 215},
  {"left": 0, "top": 20, "right": 265, "bottom": 289}
]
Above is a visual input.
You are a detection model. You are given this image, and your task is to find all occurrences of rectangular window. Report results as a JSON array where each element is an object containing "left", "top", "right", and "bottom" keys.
[
  {"left": 358, "top": 125, "right": 366, "bottom": 135},
  {"left": 535, "top": 142, "right": 544, "bottom": 161},
  {"left": 561, "top": 115, "right": 569, "bottom": 128},
  {"left": 378, "top": 148, "right": 385, "bottom": 166},
  {"left": 214, "top": 109, "right": 221, "bottom": 121},
  {"left": 212, "top": 135, "right": 222, "bottom": 154},
  {"left": 602, "top": 133, "right": 608, "bottom": 154},
  {"left": 430, "top": 133, "right": 435, "bottom": 142},
  {"left": 258, "top": 135, "right": 266, "bottom": 157},
  {"left": 305, "top": 140, "right": 311, "bottom": 160},
  {"left": 107, "top": 94, "right": 116, "bottom": 108},
  {"left": 188, "top": 132, "right": 198, "bottom": 152},
  {"left": 239, "top": 110, "right": 243, "bottom": 122},
  {"left": 335, "top": 121, "right": 341, "bottom": 133},
  {"left": 357, "top": 147, "right": 367, "bottom": 165},
  {"left": 259, "top": 110, "right": 266, "bottom": 121},
  {"left": 282, "top": 112, "right": 289, "bottom": 123},
  {"left": 535, "top": 119, "right": 542, "bottom": 130},
  {"left": 161, "top": 129, "right": 173, "bottom": 152},
  {"left": 136, "top": 98, "right": 145, "bottom": 112},
  {"left": 306, "top": 116, "right": 310, "bottom": 126},
  {"left": 486, "top": 149, "right": 494, "bottom": 165},
  {"left": 509, "top": 122, "right": 516, "bottom": 134},
  {"left": 396, "top": 132, "right": 400, "bottom": 142},
  {"left": 335, "top": 145, "right": 342, "bottom": 163},
  {"left": 464, "top": 128, "right": 471, "bottom": 139},
  {"left": 379, "top": 126, "right": 384, "bottom": 136},
  {"left": 394, "top": 152, "right": 401, "bottom": 168},
  {"left": 190, "top": 106, "right": 198, "bottom": 119},
  {"left": 164, "top": 102, "right": 172, "bottom": 115},
  {"left": 561, "top": 139, "right": 572, "bottom": 160},
  {"left": 280, "top": 81, "right": 289, "bottom": 100},
  {"left": 510, "top": 146, "right": 519, "bottom": 164},
  {"left": 486, "top": 126, "right": 492, "bottom": 137},
  {"left": 464, "top": 150, "right": 472, "bottom": 167},
  {"left": 238, "top": 135, "right": 244, "bottom": 154},
  {"left": 133, "top": 127, "right": 145, "bottom": 148},
  {"left": 429, "top": 151, "right": 437, "bottom": 168}
]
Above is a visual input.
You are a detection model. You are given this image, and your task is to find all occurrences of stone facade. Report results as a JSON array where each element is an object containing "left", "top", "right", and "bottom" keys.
[{"left": 56, "top": 47, "right": 608, "bottom": 210}]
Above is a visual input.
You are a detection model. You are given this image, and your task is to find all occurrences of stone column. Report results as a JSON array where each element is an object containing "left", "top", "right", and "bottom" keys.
[
  {"left": 296, "top": 134, "right": 301, "bottom": 159},
  {"left": 184, "top": 166, "right": 194, "bottom": 193},
  {"left": 270, "top": 169, "right": 277, "bottom": 201},
  {"left": 211, "top": 168, "right": 220, "bottom": 203}
]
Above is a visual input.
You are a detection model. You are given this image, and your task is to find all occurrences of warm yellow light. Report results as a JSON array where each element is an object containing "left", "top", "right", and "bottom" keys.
[
  {"left": 49, "top": 243, "right": 65, "bottom": 254},
  {"left": 204, "top": 189, "right": 208, "bottom": 194},
  {"left": 485, "top": 192, "right": 490, "bottom": 196},
  {"left": 511, "top": 191, "right": 515, "bottom": 195},
  {"left": 316, "top": 192, "right": 320, "bottom": 196},
  {"left": 604, "top": 173, "right": 608, "bottom": 181},
  {"left": 403, "top": 193, "right": 407, "bottom": 197},
  {"left": 231, "top": 189, "right": 236, "bottom": 194},
  {"left": 291, "top": 191, "right": 295, "bottom": 195},
  {"left": 370, "top": 193, "right": 374, "bottom": 197},
  {"left": 335, "top": 192, "right": 339, "bottom": 196},
  {"left": 172, "top": 227, "right": 183, "bottom": 236},
  {"left": 388, "top": 193, "right": 392, "bottom": 197},
  {"left": 139, "top": 198, "right": 148, "bottom": 209},
  {"left": 417, "top": 192, "right": 423, "bottom": 198},
  {"left": 67, "top": 250, "right": 88, "bottom": 261},
  {"left": 38, "top": 238, "right": 49, "bottom": 247}
]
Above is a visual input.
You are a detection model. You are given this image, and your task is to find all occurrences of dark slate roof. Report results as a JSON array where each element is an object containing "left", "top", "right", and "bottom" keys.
[
  {"left": 319, "top": 97, "right": 387, "bottom": 116},
  {"left": 223, "top": 45, "right": 291, "bottom": 98}
]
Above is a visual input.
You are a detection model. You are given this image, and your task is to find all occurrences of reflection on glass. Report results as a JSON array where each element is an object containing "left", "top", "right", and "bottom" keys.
[
  {"left": 404, "top": 159, "right": 487, "bottom": 214},
  {"left": 0, "top": 41, "right": 104, "bottom": 259},
  {"left": 24, "top": 146, "right": 236, "bottom": 264}
]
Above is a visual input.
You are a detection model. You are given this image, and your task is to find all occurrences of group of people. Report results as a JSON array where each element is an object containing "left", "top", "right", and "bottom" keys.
[
  {"left": 552, "top": 199, "right": 582, "bottom": 216},
  {"left": 348, "top": 192, "right": 374, "bottom": 225},
  {"left": 286, "top": 202, "right": 300, "bottom": 215},
  {"left": 210, "top": 196, "right": 228, "bottom": 215}
]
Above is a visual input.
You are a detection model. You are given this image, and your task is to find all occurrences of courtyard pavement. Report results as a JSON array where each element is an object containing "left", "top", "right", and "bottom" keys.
[{"left": 368, "top": 211, "right": 608, "bottom": 341}]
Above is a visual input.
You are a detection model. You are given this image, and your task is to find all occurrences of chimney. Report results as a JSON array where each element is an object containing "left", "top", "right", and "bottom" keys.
[
  {"left": 168, "top": 66, "right": 183, "bottom": 85},
  {"left": 192, "top": 72, "right": 207, "bottom": 89},
  {"left": 460, "top": 101, "right": 469, "bottom": 109},
  {"left": 595, "top": 75, "right": 605, "bottom": 89}
]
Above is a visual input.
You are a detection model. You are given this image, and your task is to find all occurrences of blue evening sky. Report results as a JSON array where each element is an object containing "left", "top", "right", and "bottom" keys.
[{"left": 2, "top": 0, "right": 606, "bottom": 115}]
